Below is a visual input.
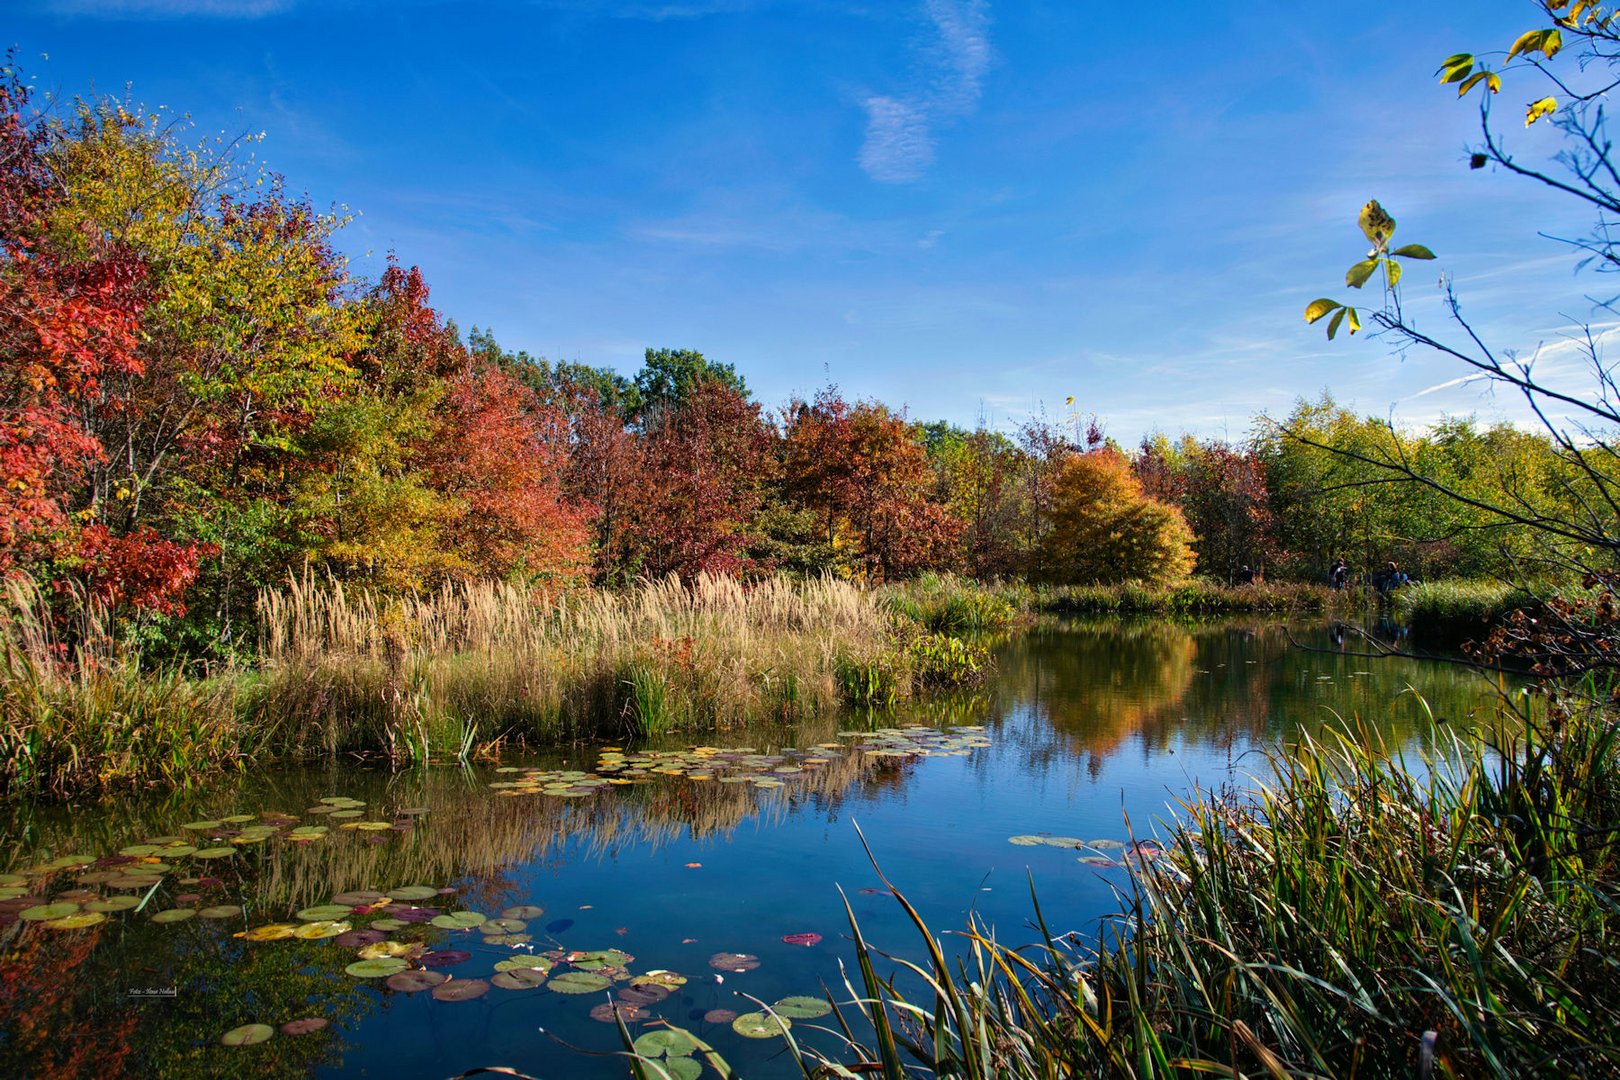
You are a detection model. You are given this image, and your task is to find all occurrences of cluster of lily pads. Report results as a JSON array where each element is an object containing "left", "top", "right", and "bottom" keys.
[
  {"left": 1007, "top": 834, "right": 1162, "bottom": 868},
  {"left": 0, "top": 796, "right": 422, "bottom": 933},
  {"left": 487, "top": 725, "right": 994, "bottom": 798}
]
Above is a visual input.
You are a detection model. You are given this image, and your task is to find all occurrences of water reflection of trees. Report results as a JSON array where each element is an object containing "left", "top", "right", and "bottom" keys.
[{"left": 987, "top": 618, "right": 1526, "bottom": 782}]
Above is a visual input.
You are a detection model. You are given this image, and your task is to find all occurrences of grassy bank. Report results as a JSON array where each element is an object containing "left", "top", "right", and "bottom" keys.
[
  {"left": 822, "top": 702, "right": 1620, "bottom": 1078},
  {"left": 1041, "top": 577, "right": 1355, "bottom": 615},
  {"left": 0, "top": 573, "right": 998, "bottom": 798},
  {"left": 1396, "top": 578, "right": 1534, "bottom": 646}
]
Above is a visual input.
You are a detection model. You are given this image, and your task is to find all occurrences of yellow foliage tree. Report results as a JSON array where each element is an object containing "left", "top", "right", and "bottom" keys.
[{"left": 1036, "top": 449, "right": 1196, "bottom": 585}]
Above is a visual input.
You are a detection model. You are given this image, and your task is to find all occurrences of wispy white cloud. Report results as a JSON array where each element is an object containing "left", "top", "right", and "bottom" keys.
[
  {"left": 857, "top": 0, "right": 990, "bottom": 183},
  {"left": 47, "top": 0, "right": 295, "bottom": 16}
]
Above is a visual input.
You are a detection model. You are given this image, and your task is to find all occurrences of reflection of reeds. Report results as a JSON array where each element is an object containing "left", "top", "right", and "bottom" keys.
[{"left": 254, "top": 573, "right": 899, "bottom": 757}]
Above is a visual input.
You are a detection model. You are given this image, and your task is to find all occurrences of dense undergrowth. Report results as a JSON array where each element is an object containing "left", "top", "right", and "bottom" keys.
[{"left": 0, "top": 573, "right": 1012, "bottom": 798}]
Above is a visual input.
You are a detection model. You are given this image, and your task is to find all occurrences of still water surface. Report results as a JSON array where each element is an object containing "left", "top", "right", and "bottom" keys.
[{"left": 0, "top": 619, "right": 1523, "bottom": 1079}]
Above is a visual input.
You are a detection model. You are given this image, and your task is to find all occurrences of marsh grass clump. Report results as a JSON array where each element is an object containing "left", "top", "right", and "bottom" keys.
[
  {"left": 1397, "top": 578, "right": 1533, "bottom": 645},
  {"left": 1043, "top": 577, "right": 1347, "bottom": 615},
  {"left": 883, "top": 573, "right": 1030, "bottom": 634},
  {"left": 832, "top": 706, "right": 1620, "bottom": 1078}
]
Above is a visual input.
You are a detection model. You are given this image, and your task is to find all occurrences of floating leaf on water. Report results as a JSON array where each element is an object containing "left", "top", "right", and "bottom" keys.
[
  {"left": 160, "top": 845, "right": 198, "bottom": 857},
  {"left": 369, "top": 918, "right": 409, "bottom": 932},
  {"left": 1007, "top": 835, "right": 1044, "bottom": 847},
  {"left": 84, "top": 896, "right": 141, "bottom": 913},
  {"left": 0, "top": 888, "right": 26, "bottom": 901},
  {"left": 631, "top": 969, "right": 686, "bottom": 988},
  {"left": 151, "top": 908, "right": 196, "bottom": 924},
  {"left": 280, "top": 1018, "right": 328, "bottom": 1036},
  {"left": 1041, "top": 837, "right": 1083, "bottom": 849},
  {"left": 119, "top": 844, "right": 162, "bottom": 857},
  {"left": 193, "top": 848, "right": 236, "bottom": 860},
  {"left": 44, "top": 911, "right": 107, "bottom": 930},
  {"left": 656, "top": 1057, "right": 702, "bottom": 1080},
  {"left": 387, "top": 886, "right": 439, "bottom": 901},
  {"left": 547, "top": 971, "right": 611, "bottom": 994},
  {"left": 292, "top": 920, "right": 350, "bottom": 939},
  {"left": 590, "top": 1001, "right": 646, "bottom": 1023},
  {"left": 634, "top": 1029, "right": 699, "bottom": 1058},
  {"left": 431, "top": 978, "right": 490, "bottom": 1002},
  {"left": 353, "top": 822, "right": 393, "bottom": 832},
  {"left": 222, "top": 814, "right": 256, "bottom": 824},
  {"left": 198, "top": 905, "right": 243, "bottom": 919},
  {"left": 493, "top": 956, "right": 554, "bottom": 973},
  {"left": 181, "top": 821, "right": 223, "bottom": 832},
  {"left": 500, "top": 904, "right": 544, "bottom": 920},
  {"left": 329, "top": 810, "right": 363, "bottom": 820},
  {"left": 385, "top": 970, "right": 447, "bottom": 993},
  {"left": 773, "top": 996, "right": 832, "bottom": 1019},
  {"left": 221, "top": 1023, "right": 274, "bottom": 1046},
  {"left": 478, "top": 917, "right": 527, "bottom": 935},
  {"left": 490, "top": 969, "right": 547, "bottom": 990},
  {"left": 430, "top": 911, "right": 486, "bottom": 930},
  {"left": 0, "top": 873, "right": 25, "bottom": 887},
  {"left": 1085, "top": 839, "right": 1125, "bottom": 851},
  {"left": 332, "top": 891, "right": 387, "bottom": 907},
  {"left": 781, "top": 932, "right": 822, "bottom": 947},
  {"left": 345, "top": 957, "right": 409, "bottom": 978},
  {"left": 20, "top": 903, "right": 81, "bottom": 922},
  {"left": 392, "top": 907, "right": 441, "bottom": 923},
  {"left": 357, "top": 940, "right": 419, "bottom": 960},
  {"left": 334, "top": 929, "right": 387, "bottom": 948},
  {"left": 732, "top": 1011, "right": 791, "bottom": 1039},
  {"left": 1078, "top": 856, "right": 1119, "bottom": 867},
  {"left": 703, "top": 1008, "right": 738, "bottom": 1023},
  {"left": 421, "top": 949, "right": 472, "bottom": 968},
  {"left": 242, "top": 923, "right": 298, "bottom": 941},
  {"left": 545, "top": 918, "right": 574, "bottom": 933},
  {"left": 296, "top": 904, "right": 355, "bottom": 922},
  {"left": 708, "top": 952, "right": 759, "bottom": 972}
]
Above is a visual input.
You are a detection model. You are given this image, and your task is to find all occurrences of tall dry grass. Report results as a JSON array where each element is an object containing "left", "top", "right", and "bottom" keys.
[{"left": 253, "top": 572, "right": 901, "bottom": 758}]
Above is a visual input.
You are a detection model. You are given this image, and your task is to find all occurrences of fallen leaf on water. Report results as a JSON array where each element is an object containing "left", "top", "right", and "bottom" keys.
[{"left": 685, "top": 863, "right": 702, "bottom": 868}]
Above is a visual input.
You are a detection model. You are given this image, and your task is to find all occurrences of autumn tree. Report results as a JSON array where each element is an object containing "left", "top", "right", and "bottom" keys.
[{"left": 1035, "top": 449, "right": 1196, "bottom": 586}]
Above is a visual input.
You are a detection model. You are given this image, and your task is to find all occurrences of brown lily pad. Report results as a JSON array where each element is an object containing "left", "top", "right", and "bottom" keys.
[
  {"left": 431, "top": 978, "right": 490, "bottom": 1002},
  {"left": 280, "top": 1017, "right": 329, "bottom": 1035},
  {"left": 385, "top": 969, "right": 448, "bottom": 993}
]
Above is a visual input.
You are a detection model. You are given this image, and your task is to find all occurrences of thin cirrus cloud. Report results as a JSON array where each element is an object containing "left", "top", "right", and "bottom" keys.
[{"left": 858, "top": 0, "right": 990, "bottom": 184}]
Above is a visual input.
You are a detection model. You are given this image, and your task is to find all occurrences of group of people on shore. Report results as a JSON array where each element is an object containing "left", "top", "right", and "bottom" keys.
[{"left": 1230, "top": 558, "right": 1411, "bottom": 592}]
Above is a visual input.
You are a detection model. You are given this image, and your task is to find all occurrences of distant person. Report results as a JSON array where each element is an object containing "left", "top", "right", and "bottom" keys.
[
  {"left": 1238, "top": 565, "right": 1255, "bottom": 585},
  {"left": 1329, "top": 557, "right": 1349, "bottom": 590},
  {"left": 1380, "top": 561, "right": 1409, "bottom": 594}
]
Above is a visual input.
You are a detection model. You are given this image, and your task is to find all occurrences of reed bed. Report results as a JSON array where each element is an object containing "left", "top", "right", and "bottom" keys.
[
  {"left": 253, "top": 573, "right": 927, "bottom": 758},
  {"left": 1397, "top": 578, "right": 1533, "bottom": 645},
  {"left": 823, "top": 704, "right": 1620, "bottom": 1078},
  {"left": 1042, "top": 578, "right": 1349, "bottom": 615}
]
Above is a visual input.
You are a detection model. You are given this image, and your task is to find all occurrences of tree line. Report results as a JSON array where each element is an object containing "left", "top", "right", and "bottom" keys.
[{"left": 0, "top": 67, "right": 1575, "bottom": 662}]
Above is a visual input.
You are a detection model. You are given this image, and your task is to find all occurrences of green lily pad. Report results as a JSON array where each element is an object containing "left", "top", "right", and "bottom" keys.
[
  {"left": 297, "top": 905, "right": 355, "bottom": 922},
  {"left": 159, "top": 845, "right": 198, "bottom": 857},
  {"left": 20, "top": 903, "right": 80, "bottom": 922},
  {"left": 772, "top": 995, "right": 832, "bottom": 1019},
  {"left": 478, "top": 917, "right": 527, "bottom": 935},
  {"left": 45, "top": 911, "right": 107, "bottom": 930},
  {"left": 490, "top": 968, "right": 547, "bottom": 990},
  {"left": 0, "top": 887, "right": 25, "bottom": 901},
  {"left": 500, "top": 904, "right": 545, "bottom": 919},
  {"left": 345, "top": 957, "right": 409, "bottom": 978},
  {"left": 1007, "top": 835, "right": 1044, "bottom": 846},
  {"left": 151, "top": 908, "right": 196, "bottom": 924},
  {"left": 85, "top": 896, "right": 141, "bottom": 913},
  {"left": 292, "top": 920, "right": 350, "bottom": 939},
  {"left": 430, "top": 911, "right": 486, "bottom": 930},
  {"left": 482, "top": 933, "right": 532, "bottom": 946},
  {"left": 198, "top": 905, "right": 243, "bottom": 919},
  {"left": 221, "top": 1023, "right": 274, "bottom": 1046},
  {"left": 328, "top": 810, "right": 363, "bottom": 819},
  {"left": 119, "top": 844, "right": 162, "bottom": 856},
  {"left": 732, "top": 1011, "right": 791, "bottom": 1039},
  {"left": 547, "top": 971, "right": 611, "bottom": 994},
  {"left": 0, "top": 873, "right": 25, "bottom": 887},
  {"left": 370, "top": 918, "right": 409, "bottom": 932},
  {"left": 387, "top": 886, "right": 439, "bottom": 901},
  {"left": 494, "top": 957, "right": 554, "bottom": 974},
  {"left": 657, "top": 1058, "right": 702, "bottom": 1080},
  {"left": 634, "top": 1029, "right": 698, "bottom": 1058},
  {"left": 193, "top": 848, "right": 236, "bottom": 860},
  {"left": 182, "top": 821, "right": 224, "bottom": 832},
  {"left": 1041, "top": 837, "right": 1083, "bottom": 848},
  {"left": 331, "top": 890, "right": 387, "bottom": 906}
]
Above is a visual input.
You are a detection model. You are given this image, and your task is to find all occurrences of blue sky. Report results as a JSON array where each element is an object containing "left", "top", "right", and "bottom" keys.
[{"left": 7, "top": 0, "right": 1604, "bottom": 445}]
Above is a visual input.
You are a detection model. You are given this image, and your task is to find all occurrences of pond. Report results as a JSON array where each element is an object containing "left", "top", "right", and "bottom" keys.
[{"left": 0, "top": 618, "right": 1526, "bottom": 1079}]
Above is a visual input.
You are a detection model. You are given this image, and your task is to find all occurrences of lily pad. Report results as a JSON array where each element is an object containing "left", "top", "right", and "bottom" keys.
[
  {"left": 221, "top": 1023, "right": 274, "bottom": 1046},
  {"left": 20, "top": 903, "right": 81, "bottom": 922},
  {"left": 357, "top": 940, "right": 419, "bottom": 960},
  {"left": 151, "top": 908, "right": 196, "bottom": 924},
  {"left": 386, "top": 969, "right": 448, "bottom": 993},
  {"left": 494, "top": 956, "right": 554, "bottom": 974},
  {"left": 193, "top": 848, "right": 236, "bottom": 860},
  {"left": 292, "top": 920, "right": 350, "bottom": 939},
  {"left": 370, "top": 918, "right": 409, "bottom": 932},
  {"left": 44, "top": 911, "right": 107, "bottom": 930},
  {"left": 431, "top": 978, "right": 490, "bottom": 1002},
  {"left": 386, "top": 886, "right": 439, "bottom": 901},
  {"left": 634, "top": 1029, "right": 699, "bottom": 1058},
  {"left": 181, "top": 821, "right": 224, "bottom": 832},
  {"left": 222, "top": 814, "right": 257, "bottom": 824},
  {"left": 708, "top": 952, "right": 759, "bottom": 972},
  {"left": 482, "top": 933, "right": 532, "bottom": 947},
  {"left": 1041, "top": 837, "right": 1083, "bottom": 848},
  {"left": 781, "top": 932, "right": 822, "bottom": 947},
  {"left": 703, "top": 1008, "right": 737, "bottom": 1023},
  {"left": 772, "top": 996, "right": 832, "bottom": 1019},
  {"left": 1007, "top": 835, "right": 1045, "bottom": 846},
  {"left": 490, "top": 968, "right": 547, "bottom": 990},
  {"left": 331, "top": 890, "right": 387, "bottom": 906},
  {"left": 501, "top": 904, "right": 544, "bottom": 919},
  {"left": 657, "top": 1058, "right": 702, "bottom": 1080},
  {"left": 421, "top": 949, "right": 472, "bottom": 968},
  {"left": 345, "top": 957, "right": 409, "bottom": 978},
  {"left": 241, "top": 923, "right": 298, "bottom": 941},
  {"left": 617, "top": 984, "right": 670, "bottom": 1005},
  {"left": 430, "top": 911, "right": 486, "bottom": 930},
  {"left": 85, "top": 896, "right": 141, "bottom": 913},
  {"left": 732, "top": 1011, "right": 791, "bottom": 1039},
  {"left": 590, "top": 1001, "right": 647, "bottom": 1023},
  {"left": 392, "top": 907, "right": 440, "bottom": 923},
  {"left": 296, "top": 904, "right": 355, "bottom": 922},
  {"left": 0, "top": 873, "right": 25, "bottom": 887},
  {"left": 547, "top": 971, "right": 611, "bottom": 994},
  {"left": 280, "top": 1017, "right": 329, "bottom": 1035},
  {"left": 478, "top": 917, "right": 527, "bottom": 935},
  {"left": 335, "top": 929, "right": 388, "bottom": 948},
  {"left": 198, "top": 905, "right": 244, "bottom": 919},
  {"left": 631, "top": 969, "right": 686, "bottom": 988}
]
